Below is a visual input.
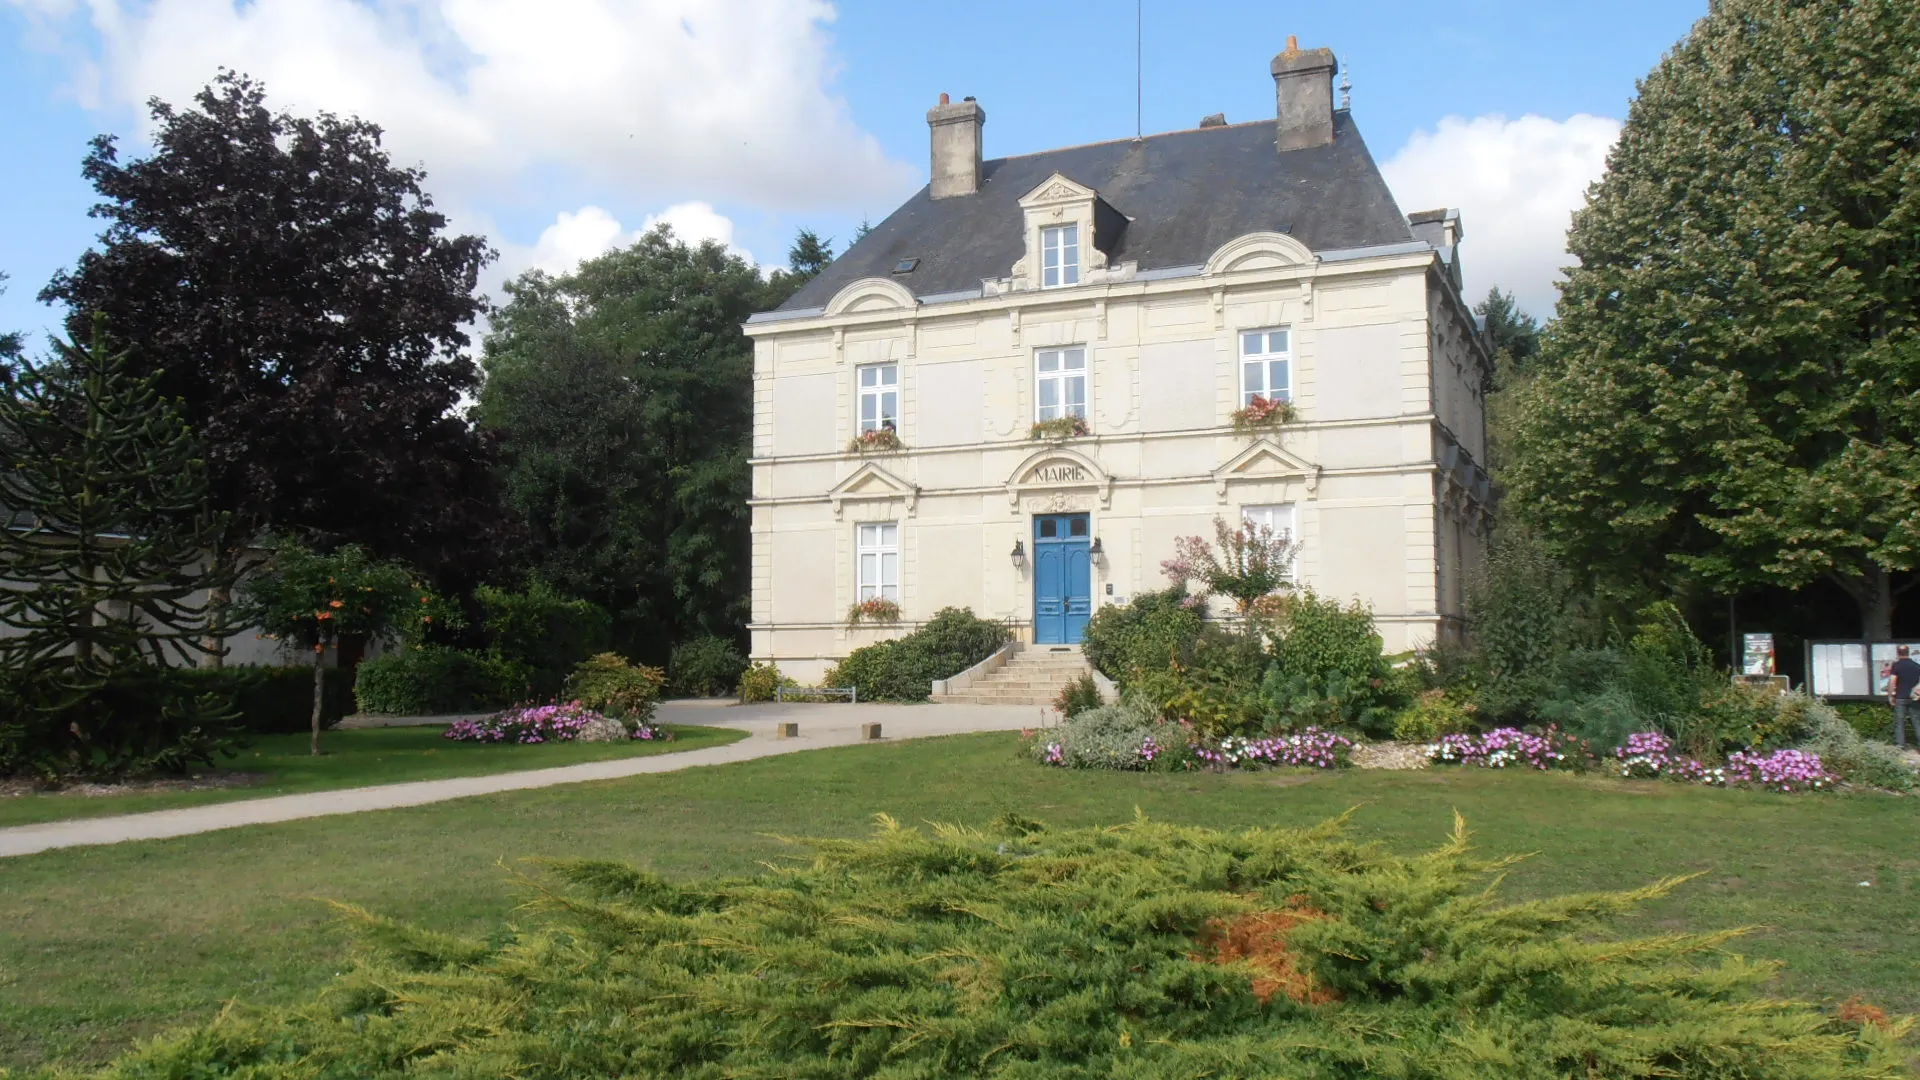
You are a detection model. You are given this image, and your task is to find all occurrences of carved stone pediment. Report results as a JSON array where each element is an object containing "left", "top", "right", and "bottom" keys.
[
  {"left": 1018, "top": 173, "right": 1097, "bottom": 207},
  {"left": 1004, "top": 446, "right": 1112, "bottom": 513},
  {"left": 1213, "top": 437, "right": 1320, "bottom": 503},
  {"left": 828, "top": 461, "right": 919, "bottom": 519}
]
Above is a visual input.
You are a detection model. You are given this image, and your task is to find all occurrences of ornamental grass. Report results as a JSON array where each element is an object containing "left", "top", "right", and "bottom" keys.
[{"left": 91, "top": 814, "right": 1910, "bottom": 1079}]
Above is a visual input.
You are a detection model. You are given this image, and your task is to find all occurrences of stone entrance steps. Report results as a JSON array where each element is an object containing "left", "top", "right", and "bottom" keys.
[{"left": 937, "top": 644, "right": 1095, "bottom": 707}]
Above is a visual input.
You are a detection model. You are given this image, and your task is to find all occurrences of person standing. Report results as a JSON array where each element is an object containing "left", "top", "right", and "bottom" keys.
[{"left": 1888, "top": 646, "right": 1920, "bottom": 748}]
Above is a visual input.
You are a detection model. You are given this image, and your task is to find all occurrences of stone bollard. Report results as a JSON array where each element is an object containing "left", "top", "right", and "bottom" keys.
[
  {"left": 861, "top": 722, "right": 883, "bottom": 741},
  {"left": 775, "top": 721, "right": 800, "bottom": 739}
]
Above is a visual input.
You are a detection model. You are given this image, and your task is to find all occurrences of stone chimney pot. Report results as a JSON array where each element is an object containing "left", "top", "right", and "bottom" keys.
[
  {"left": 1271, "top": 39, "right": 1338, "bottom": 152},
  {"left": 927, "top": 94, "right": 986, "bottom": 199}
]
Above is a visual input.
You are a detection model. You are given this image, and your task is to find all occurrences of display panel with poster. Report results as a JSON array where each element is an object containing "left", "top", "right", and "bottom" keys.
[
  {"left": 1806, "top": 640, "right": 1920, "bottom": 699},
  {"left": 1741, "top": 633, "right": 1775, "bottom": 676}
]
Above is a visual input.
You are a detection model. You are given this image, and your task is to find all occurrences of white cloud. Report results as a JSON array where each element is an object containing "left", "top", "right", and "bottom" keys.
[
  {"left": 11, "top": 0, "right": 917, "bottom": 212},
  {"left": 1381, "top": 113, "right": 1620, "bottom": 320},
  {"left": 493, "top": 200, "right": 754, "bottom": 289}
]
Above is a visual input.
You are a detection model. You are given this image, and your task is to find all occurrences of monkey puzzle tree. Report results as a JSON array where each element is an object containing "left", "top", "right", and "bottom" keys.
[
  {"left": 1506, "top": 0, "right": 1920, "bottom": 638},
  {"left": 0, "top": 320, "right": 233, "bottom": 775}
]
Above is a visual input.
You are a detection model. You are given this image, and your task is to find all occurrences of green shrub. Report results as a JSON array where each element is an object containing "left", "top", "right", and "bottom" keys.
[
  {"left": 476, "top": 580, "right": 611, "bottom": 700},
  {"left": 1164, "top": 637, "right": 1270, "bottom": 738},
  {"left": 1831, "top": 700, "right": 1893, "bottom": 740},
  {"left": 1029, "top": 699, "right": 1189, "bottom": 770},
  {"left": 1274, "top": 591, "right": 1387, "bottom": 690},
  {"left": 1787, "top": 694, "right": 1916, "bottom": 792},
  {"left": 669, "top": 636, "right": 748, "bottom": 697},
  {"left": 737, "top": 661, "right": 789, "bottom": 703},
  {"left": 1465, "top": 526, "right": 1597, "bottom": 718},
  {"left": 1266, "top": 592, "right": 1396, "bottom": 733},
  {"left": 353, "top": 646, "right": 526, "bottom": 716},
  {"left": 1082, "top": 586, "right": 1204, "bottom": 688},
  {"left": 565, "top": 653, "right": 666, "bottom": 723},
  {"left": 826, "top": 608, "right": 1011, "bottom": 702},
  {"left": 1391, "top": 689, "right": 1479, "bottom": 742},
  {"left": 175, "top": 665, "right": 356, "bottom": 735},
  {"left": 0, "top": 665, "right": 242, "bottom": 780},
  {"left": 1052, "top": 673, "right": 1102, "bottom": 718},
  {"left": 95, "top": 816, "right": 1914, "bottom": 1078}
]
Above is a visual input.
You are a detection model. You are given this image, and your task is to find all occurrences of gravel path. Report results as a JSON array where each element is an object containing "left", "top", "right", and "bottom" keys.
[{"left": 0, "top": 701, "right": 1050, "bottom": 859}]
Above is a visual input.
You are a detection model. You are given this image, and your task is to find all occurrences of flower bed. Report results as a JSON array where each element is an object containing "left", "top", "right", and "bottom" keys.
[
  {"left": 1426, "top": 728, "right": 1835, "bottom": 793},
  {"left": 1428, "top": 727, "right": 1576, "bottom": 771},
  {"left": 1614, "top": 731, "right": 1835, "bottom": 792},
  {"left": 1193, "top": 728, "right": 1353, "bottom": 770},
  {"left": 444, "top": 702, "right": 670, "bottom": 744}
]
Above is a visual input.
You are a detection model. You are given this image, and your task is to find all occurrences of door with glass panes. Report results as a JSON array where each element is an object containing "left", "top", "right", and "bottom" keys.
[{"left": 1032, "top": 513, "right": 1092, "bottom": 644}]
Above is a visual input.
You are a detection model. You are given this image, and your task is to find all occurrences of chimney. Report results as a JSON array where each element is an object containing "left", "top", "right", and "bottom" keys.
[
  {"left": 927, "top": 92, "right": 986, "bottom": 199},
  {"left": 1271, "top": 35, "right": 1338, "bottom": 151}
]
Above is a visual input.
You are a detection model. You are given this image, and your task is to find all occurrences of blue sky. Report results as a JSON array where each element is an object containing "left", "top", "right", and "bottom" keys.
[{"left": 1, "top": 0, "right": 1706, "bottom": 346}]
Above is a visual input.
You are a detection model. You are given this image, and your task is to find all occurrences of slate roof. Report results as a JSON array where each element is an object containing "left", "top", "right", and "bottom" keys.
[{"left": 774, "top": 110, "right": 1413, "bottom": 313}]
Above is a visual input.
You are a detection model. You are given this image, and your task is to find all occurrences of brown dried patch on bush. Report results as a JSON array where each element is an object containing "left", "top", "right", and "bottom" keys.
[
  {"left": 1193, "top": 902, "right": 1340, "bottom": 1006},
  {"left": 1835, "top": 997, "right": 1892, "bottom": 1030}
]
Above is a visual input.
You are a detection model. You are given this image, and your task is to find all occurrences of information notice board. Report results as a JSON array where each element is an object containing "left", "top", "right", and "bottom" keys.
[{"left": 1807, "top": 640, "right": 1920, "bottom": 699}]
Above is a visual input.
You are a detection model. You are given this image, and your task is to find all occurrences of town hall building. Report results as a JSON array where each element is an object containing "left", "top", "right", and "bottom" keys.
[{"left": 744, "top": 39, "right": 1492, "bottom": 682}]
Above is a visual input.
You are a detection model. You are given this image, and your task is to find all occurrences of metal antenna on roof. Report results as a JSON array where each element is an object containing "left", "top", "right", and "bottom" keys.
[
  {"left": 1135, "top": 0, "right": 1143, "bottom": 138},
  {"left": 1339, "top": 63, "right": 1352, "bottom": 110}
]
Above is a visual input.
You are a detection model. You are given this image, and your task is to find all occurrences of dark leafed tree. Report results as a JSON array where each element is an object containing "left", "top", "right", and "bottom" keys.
[
  {"left": 478, "top": 225, "right": 798, "bottom": 659},
  {"left": 1476, "top": 287, "right": 1544, "bottom": 473},
  {"left": 1505, "top": 0, "right": 1920, "bottom": 638},
  {"left": 850, "top": 218, "right": 875, "bottom": 248},
  {"left": 1474, "top": 287, "right": 1540, "bottom": 378},
  {"left": 0, "top": 320, "right": 228, "bottom": 705},
  {"left": 763, "top": 228, "right": 835, "bottom": 298},
  {"left": 39, "top": 72, "right": 502, "bottom": 617},
  {"left": 0, "top": 273, "right": 23, "bottom": 363}
]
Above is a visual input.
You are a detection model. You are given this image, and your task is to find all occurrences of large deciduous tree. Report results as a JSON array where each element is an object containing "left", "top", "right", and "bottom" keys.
[
  {"left": 39, "top": 72, "right": 501, "bottom": 593},
  {"left": 1505, "top": 0, "right": 1920, "bottom": 638},
  {"left": 477, "top": 226, "right": 803, "bottom": 659}
]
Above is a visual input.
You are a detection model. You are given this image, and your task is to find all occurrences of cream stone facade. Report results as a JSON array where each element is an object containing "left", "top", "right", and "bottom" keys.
[{"left": 745, "top": 42, "right": 1491, "bottom": 682}]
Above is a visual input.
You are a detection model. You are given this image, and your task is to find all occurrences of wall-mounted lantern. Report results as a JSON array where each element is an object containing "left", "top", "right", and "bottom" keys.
[
  {"left": 1010, "top": 539, "right": 1026, "bottom": 568},
  {"left": 1089, "top": 536, "right": 1105, "bottom": 565}
]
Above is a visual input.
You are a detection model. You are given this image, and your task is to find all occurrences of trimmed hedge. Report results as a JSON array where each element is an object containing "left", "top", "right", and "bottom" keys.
[
  {"left": 826, "top": 608, "right": 1010, "bottom": 702},
  {"left": 353, "top": 646, "right": 527, "bottom": 716},
  {"left": 174, "top": 665, "right": 356, "bottom": 734},
  {"left": 669, "top": 636, "right": 749, "bottom": 697}
]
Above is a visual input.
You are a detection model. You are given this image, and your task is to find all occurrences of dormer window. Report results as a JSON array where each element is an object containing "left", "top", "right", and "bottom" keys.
[{"left": 1041, "top": 225, "right": 1080, "bottom": 288}]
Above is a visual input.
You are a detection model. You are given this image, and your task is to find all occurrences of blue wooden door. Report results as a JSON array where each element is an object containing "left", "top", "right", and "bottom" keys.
[{"left": 1034, "top": 514, "right": 1093, "bottom": 644}]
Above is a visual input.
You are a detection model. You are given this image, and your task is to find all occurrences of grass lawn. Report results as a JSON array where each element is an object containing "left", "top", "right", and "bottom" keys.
[
  {"left": 0, "top": 724, "right": 746, "bottom": 828},
  {"left": 2, "top": 731, "right": 1916, "bottom": 1071}
]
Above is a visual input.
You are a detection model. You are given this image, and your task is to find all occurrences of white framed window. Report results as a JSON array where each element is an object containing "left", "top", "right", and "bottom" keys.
[
  {"left": 1041, "top": 224, "right": 1080, "bottom": 288},
  {"left": 856, "top": 522, "right": 899, "bottom": 602},
  {"left": 857, "top": 363, "right": 898, "bottom": 434},
  {"left": 1241, "top": 503, "right": 1298, "bottom": 578},
  {"left": 1035, "top": 347, "right": 1088, "bottom": 422},
  {"left": 1240, "top": 328, "right": 1292, "bottom": 406}
]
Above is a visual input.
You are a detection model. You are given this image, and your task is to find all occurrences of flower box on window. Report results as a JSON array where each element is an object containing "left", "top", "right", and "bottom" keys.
[
  {"left": 1230, "top": 394, "right": 1296, "bottom": 434},
  {"left": 848, "top": 427, "right": 904, "bottom": 454},
  {"left": 846, "top": 596, "right": 901, "bottom": 626},
  {"left": 1029, "top": 415, "right": 1090, "bottom": 441}
]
